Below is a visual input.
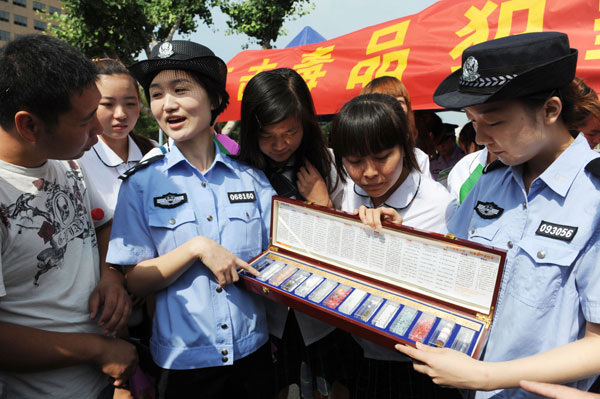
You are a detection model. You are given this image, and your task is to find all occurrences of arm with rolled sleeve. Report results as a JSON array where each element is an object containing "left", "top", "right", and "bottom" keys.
[
  {"left": 107, "top": 177, "right": 156, "bottom": 266},
  {"left": 447, "top": 180, "right": 479, "bottom": 239},
  {"left": 396, "top": 198, "right": 600, "bottom": 391},
  {"left": 110, "top": 175, "right": 261, "bottom": 298},
  {"left": 108, "top": 176, "right": 179, "bottom": 297},
  {"left": 576, "top": 229, "right": 600, "bottom": 326}
]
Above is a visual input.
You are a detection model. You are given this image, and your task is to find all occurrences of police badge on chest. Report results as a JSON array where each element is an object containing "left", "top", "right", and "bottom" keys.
[
  {"left": 474, "top": 201, "right": 503, "bottom": 219},
  {"left": 154, "top": 193, "right": 188, "bottom": 208}
]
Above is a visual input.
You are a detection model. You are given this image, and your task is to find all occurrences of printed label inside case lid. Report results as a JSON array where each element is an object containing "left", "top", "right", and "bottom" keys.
[{"left": 273, "top": 200, "right": 502, "bottom": 315}]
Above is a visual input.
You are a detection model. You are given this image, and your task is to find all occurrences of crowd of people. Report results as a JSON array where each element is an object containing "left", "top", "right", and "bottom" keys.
[{"left": 1, "top": 30, "right": 600, "bottom": 399}]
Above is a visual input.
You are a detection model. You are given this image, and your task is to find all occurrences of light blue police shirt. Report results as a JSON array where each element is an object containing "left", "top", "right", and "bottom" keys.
[
  {"left": 107, "top": 142, "right": 275, "bottom": 369},
  {"left": 448, "top": 134, "right": 600, "bottom": 398}
]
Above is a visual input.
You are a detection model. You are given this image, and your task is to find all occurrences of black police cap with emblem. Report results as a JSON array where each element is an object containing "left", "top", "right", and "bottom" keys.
[
  {"left": 433, "top": 32, "right": 578, "bottom": 109},
  {"left": 128, "top": 40, "right": 229, "bottom": 121}
]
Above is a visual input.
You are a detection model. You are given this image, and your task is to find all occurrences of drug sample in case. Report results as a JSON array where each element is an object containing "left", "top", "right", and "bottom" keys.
[
  {"left": 308, "top": 279, "right": 338, "bottom": 303},
  {"left": 353, "top": 294, "right": 383, "bottom": 321},
  {"left": 408, "top": 313, "right": 436, "bottom": 343},
  {"left": 281, "top": 269, "right": 311, "bottom": 292},
  {"left": 428, "top": 320, "right": 456, "bottom": 347},
  {"left": 338, "top": 288, "right": 367, "bottom": 315},
  {"left": 294, "top": 274, "right": 325, "bottom": 297},
  {"left": 323, "top": 284, "right": 353, "bottom": 309},
  {"left": 389, "top": 305, "right": 418, "bottom": 336},
  {"left": 253, "top": 257, "right": 274, "bottom": 272},
  {"left": 372, "top": 300, "right": 401, "bottom": 329},
  {"left": 451, "top": 326, "right": 476, "bottom": 354},
  {"left": 256, "top": 261, "right": 285, "bottom": 282},
  {"left": 268, "top": 264, "right": 298, "bottom": 286}
]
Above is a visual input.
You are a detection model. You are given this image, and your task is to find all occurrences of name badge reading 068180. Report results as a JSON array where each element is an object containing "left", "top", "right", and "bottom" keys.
[
  {"left": 228, "top": 191, "right": 256, "bottom": 203},
  {"left": 536, "top": 220, "right": 578, "bottom": 242}
]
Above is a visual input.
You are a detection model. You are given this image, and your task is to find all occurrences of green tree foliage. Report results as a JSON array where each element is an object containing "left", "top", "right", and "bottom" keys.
[
  {"left": 45, "top": 0, "right": 215, "bottom": 137},
  {"left": 219, "top": 0, "right": 314, "bottom": 49},
  {"left": 46, "top": 0, "right": 215, "bottom": 64}
]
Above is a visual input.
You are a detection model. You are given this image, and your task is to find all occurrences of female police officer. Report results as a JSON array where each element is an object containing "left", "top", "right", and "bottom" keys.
[
  {"left": 396, "top": 32, "right": 600, "bottom": 398},
  {"left": 106, "top": 41, "right": 276, "bottom": 398}
]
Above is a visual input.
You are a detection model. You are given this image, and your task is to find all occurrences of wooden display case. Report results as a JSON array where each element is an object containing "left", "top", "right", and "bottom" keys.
[{"left": 240, "top": 196, "right": 506, "bottom": 358}]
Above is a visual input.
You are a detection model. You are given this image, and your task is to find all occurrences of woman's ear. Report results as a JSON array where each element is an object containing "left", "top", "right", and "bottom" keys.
[
  {"left": 468, "top": 142, "right": 477, "bottom": 154},
  {"left": 14, "top": 111, "right": 43, "bottom": 144},
  {"left": 543, "top": 96, "right": 563, "bottom": 125}
]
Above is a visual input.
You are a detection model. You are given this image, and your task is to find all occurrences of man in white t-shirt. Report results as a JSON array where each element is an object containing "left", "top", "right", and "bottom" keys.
[{"left": 0, "top": 35, "right": 136, "bottom": 399}]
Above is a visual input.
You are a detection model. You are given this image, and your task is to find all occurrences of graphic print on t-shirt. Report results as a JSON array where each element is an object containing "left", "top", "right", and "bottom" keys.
[{"left": 0, "top": 162, "right": 95, "bottom": 286}]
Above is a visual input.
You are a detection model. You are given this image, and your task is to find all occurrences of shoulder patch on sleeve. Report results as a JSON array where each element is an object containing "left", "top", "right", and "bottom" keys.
[
  {"left": 483, "top": 159, "right": 508, "bottom": 174},
  {"left": 585, "top": 158, "right": 600, "bottom": 178},
  {"left": 119, "top": 155, "right": 165, "bottom": 181}
]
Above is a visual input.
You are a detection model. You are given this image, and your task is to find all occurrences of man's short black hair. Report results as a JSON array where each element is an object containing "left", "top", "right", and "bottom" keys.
[{"left": 0, "top": 35, "right": 97, "bottom": 130}]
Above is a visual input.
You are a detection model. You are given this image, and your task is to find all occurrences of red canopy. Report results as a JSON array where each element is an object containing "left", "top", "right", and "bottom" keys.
[{"left": 222, "top": 0, "right": 600, "bottom": 121}]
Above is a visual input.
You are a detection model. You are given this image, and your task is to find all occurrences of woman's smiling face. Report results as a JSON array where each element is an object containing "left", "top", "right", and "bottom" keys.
[{"left": 149, "top": 70, "right": 214, "bottom": 142}]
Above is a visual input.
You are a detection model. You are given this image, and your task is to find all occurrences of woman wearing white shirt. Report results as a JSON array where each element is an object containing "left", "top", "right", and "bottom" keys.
[
  {"left": 330, "top": 93, "right": 458, "bottom": 399},
  {"left": 78, "top": 59, "right": 155, "bottom": 211}
]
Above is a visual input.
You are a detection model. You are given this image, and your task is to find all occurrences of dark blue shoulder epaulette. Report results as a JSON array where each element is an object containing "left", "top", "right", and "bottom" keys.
[
  {"left": 483, "top": 159, "right": 507, "bottom": 174},
  {"left": 585, "top": 157, "right": 600, "bottom": 178},
  {"left": 119, "top": 154, "right": 165, "bottom": 181}
]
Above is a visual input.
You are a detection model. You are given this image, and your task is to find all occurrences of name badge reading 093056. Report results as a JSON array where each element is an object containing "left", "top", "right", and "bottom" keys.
[
  {"left": 228, "top": 191, "right": 256, "bottom": 203},
  {"left": 535, "top": 220, "right": 578, "bottom": 242}
]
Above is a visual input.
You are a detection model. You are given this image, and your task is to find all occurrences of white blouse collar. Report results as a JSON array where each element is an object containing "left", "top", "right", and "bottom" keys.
[
  {"left": 354, "top": 168, "right": 421, "bottom": 210},
  {"left": 92, "top": 135, "right": 143, "bottom": 167}
]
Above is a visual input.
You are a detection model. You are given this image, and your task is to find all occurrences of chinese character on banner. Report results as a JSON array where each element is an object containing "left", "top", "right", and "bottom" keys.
[
  {"left": 292, "top": 46, "right": 335, "bottom": 90},
  {"left": 449, "top": 0, "right": 546, "bottom": 71},
  {"left": 237, "top": 58, "right": 278, "bottom": 100},
  {"left": 585, "top": 4, "right": 600, "bottom": 61},
  {"left": 346, "top": 20, "right": 411, "bottom": 91}
]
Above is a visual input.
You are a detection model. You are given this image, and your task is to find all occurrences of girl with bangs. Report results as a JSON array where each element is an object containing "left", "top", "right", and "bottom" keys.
[
  {"left": 330, "top": 93, "right": 458, "bottom": 399},
  {"left": 237, "top": 68, "right": 359, "bottom": 399},
  {"left": 237, "top": 68, "right": 342, "bottom": 207}
]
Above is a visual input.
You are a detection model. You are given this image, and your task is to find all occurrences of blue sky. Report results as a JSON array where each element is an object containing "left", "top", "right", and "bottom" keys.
[
  {"left": 182, "top": 0, "right": 467, "bottom": 125},
  {"left": 184, "top": 0, "right": 440, "bottom": 62}
]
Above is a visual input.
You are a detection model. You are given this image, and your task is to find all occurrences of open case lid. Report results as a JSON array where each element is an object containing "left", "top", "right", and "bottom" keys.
[{"left": 270, "top": 196, "right": 507, "bottom": 318}]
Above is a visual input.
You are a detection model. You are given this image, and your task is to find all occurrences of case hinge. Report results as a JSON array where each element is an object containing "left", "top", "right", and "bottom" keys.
[
  {"left": 476, "top": 306, "right": 494, "bottom": 328},
  {"left": 444, "top": 233, "right": 457, "bottom": 240},
  {"left": 268, "top": 245, "right": 279, "bottom": 252}
]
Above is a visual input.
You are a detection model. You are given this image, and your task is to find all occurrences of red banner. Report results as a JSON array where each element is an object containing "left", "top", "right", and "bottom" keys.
[{"left": 222, "top": 0, "right": 600, "bottom": 121}]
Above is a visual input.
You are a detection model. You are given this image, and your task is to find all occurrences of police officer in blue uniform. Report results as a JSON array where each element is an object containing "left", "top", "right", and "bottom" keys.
[
  {"left": 396, "top": 32, "right": 600, "bottom": 398},
  {"left": 106, "top": 41, "right": 276, "bottom": 399}
]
